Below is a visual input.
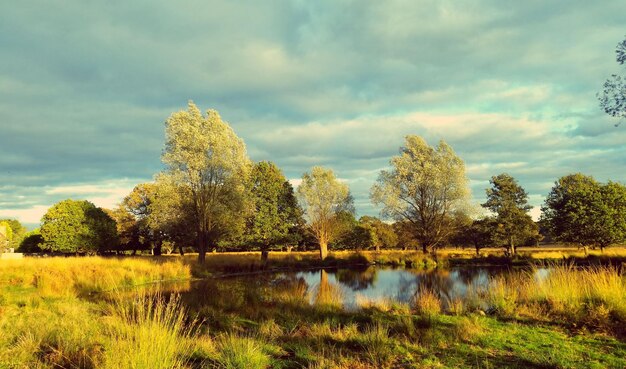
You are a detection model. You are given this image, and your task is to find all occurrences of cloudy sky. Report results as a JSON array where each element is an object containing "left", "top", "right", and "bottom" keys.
[{"left": 1, "top": 0, "right": 625, "bottom": 228}]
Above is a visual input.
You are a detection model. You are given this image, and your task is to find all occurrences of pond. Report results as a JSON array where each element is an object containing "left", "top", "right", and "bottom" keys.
[{"left": 164, "top": 266, "right": 547, "bottom": 313}]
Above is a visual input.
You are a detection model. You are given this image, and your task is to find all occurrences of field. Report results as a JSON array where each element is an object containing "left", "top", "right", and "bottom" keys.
[{"left": 0, "top": 249, "right": 625, "bottom": 368}]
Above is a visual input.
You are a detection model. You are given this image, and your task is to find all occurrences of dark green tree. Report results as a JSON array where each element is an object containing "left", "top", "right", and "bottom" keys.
[
  {"left": 482, "top": 174, "right": 538, "bottom": 255},
  {"left": 18, "top": 229, "right": 44, "bottom": 253},
  {"left": 245, "top": 161, "right": 303, "bottom": 262},
  {"left": 40, "top": 199, "right": 118, "bottom": 254},
  {"left": 542, "top": 174, "right": 626, "bottom": 251}
]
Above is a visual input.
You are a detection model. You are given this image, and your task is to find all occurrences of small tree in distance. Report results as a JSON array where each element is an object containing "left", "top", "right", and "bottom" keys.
[{"left": 297, "top": 166, "right": 353, "bottom": 260}]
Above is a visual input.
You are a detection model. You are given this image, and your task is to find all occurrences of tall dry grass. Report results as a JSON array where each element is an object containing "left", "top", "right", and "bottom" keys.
[
  {"left": 0, "top": 257, "right": 190, "bottom": 298},
  {"left": 480, "top": 265, "right": 626, "bottom": 327}
]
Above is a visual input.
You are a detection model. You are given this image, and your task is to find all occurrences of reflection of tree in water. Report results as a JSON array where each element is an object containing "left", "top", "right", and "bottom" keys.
[
  {"left": 270, "top": 274, "right": 310, "bottom": 305},
  {"left": 333, "top": 266, "right": 378, "bottom": 291},
  {"left": 313, "top": 270, "right": 344, "bottom": 307}
]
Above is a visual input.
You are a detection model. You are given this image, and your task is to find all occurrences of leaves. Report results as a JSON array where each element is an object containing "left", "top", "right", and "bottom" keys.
[
  {"left": 40, "top": 199, "right": 118, "bottom": 253},
  {"left": 371, "top": 135, "right": 470, "bottom": 252}
]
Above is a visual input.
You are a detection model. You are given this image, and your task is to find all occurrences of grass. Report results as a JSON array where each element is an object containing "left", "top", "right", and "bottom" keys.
[{"left": 1, "top": 254, "right": 625, "bottom": 368}]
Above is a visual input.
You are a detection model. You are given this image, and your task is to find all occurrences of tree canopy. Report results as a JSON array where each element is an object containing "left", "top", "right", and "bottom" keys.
[
  {"left": 161, "top": 101, "right": 251, "bottom": 263},
  {"left": 0, "top": 218, "right": 27, "bottom": 250},
  {"left": 245, "top": 161, "right": 304, "bottom": 261},
  {"left": 542, "top": 174, "right": 626, "bottom": 250},
  {"left": 482, "top": 174, "right": 538, "bottom": 255},
  {"left": 371, "top": 136, "right": 470, "bottom": 253},
  {"left": 297, "top": 166, "right": 353, "bottom": 260},
  {"left": 40, "top": 199, "right": 118, "bottom": 254}
]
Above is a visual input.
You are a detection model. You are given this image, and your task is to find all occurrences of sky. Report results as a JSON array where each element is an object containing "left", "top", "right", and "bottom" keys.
[{"left": 1, "top": 0, "right": 625, "bottom": 229}]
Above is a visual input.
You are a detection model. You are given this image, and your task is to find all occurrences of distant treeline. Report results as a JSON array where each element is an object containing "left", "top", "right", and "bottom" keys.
[{"left": 5, "top": 104, "right": 625, "bottom": 261}]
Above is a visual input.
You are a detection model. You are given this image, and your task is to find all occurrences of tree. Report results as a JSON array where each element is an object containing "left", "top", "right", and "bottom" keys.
[
  {"left": 0, "top": 221, "right": 13, "bottom": 250},
  {"left": 542, "top": 174, "right": 626, "bottom": 251},
  {"left": 0, "top": 219, "right": 27, "bottom": 250},
  {"left": 119, "top": 183, "right": 168, "bottom": 255},
  {"left": 297, "top": 166, "right": 353, "bottom": 260},
  {"left": 40, "top": 199, "right": 118, "bottom": 254},
  {"left": 454, "top": 217, "right": 496, "bottom": 255},
  {"left": 359, "top": 216, "right": 398, "bottom": 251},
  {"left": 598, "top": 35, "right": 626, "bottom": 126},
  {"left": 371, "top": 136, "right": 471, "bottom": 253},
  {"left": 105, "top": 205, "right": 143, "bottom": 254},
  {"left": 245, "top": 161, "right": 303, "bottom": 263},
  {"left": 482, "top": 174, "right": 538, "bottom": 255},
  {"left": 18, "top": 229, "right": 43, "bottom": 253},
  {"left": 161, "top": 102, "right": 251, "bottom": 263}
]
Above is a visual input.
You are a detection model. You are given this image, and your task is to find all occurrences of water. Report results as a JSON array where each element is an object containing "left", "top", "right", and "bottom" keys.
[{"left": 167, "top": 266, "right": 542, "bottom": 311}]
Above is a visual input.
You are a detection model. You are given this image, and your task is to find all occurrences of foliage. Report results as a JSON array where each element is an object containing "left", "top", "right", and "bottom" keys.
[
  {"left": 0, "top": 220, "right": 13, "bottom": 249},
  {"left": 371, "top": 136, "right": 471, "bottom": 253},
  {"left": 482, "top": 174, "right": 538, "bottom": 255},
  {"left": 161, "top": 101, "right": 251, "bottom": 263},
  {"left": 118, "top": 183, "right": 160, "bottom": 253},
  {"left": 454, "top": 217, "right": 496, "bottom": 254},
  {"left": 542, "top": 173, "right": 626, "bottom": 250},
  {"left": 0, "top": 218, "right": 27, "bottom": 249},
  {"left": 17, "top": 228, "right": 43, "bottom": 253},
  {"left": 244, "top": 161, "right": 304, "bottom": 260},
  {"left": 297, "top": 166, "right": 353, "bottom": 260},
  {"left": 40, "top": 199, "right": 118, "bottom": 254},
  {"left": 358, "top": 216, "right": 397, "bottom": 251},
  {"left": 598, "top": 35, "right": 626, "bottom": 124}
]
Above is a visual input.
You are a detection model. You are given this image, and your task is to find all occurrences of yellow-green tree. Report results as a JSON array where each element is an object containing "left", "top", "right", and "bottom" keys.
[
  {"left": 161, "top": 102, "right": 251, "bottom": 263},
  {"left": 371, "top": 136, "right": 470, "bottom": 253},
  {"left": 297, "top": 166, "right": 352, "bottom": 260}
]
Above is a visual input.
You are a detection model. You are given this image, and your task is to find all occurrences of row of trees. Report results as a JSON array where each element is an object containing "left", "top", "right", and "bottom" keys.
[{"left": 17, "top": 102, "right": 626, "bottom": 260}]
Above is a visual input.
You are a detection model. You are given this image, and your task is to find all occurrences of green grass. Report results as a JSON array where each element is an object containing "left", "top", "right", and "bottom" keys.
[{"left": 1, "top": 256, "right": 625, "bottom": 368}]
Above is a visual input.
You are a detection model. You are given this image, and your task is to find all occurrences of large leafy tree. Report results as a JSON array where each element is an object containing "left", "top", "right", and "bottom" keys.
[
  {"left": 371, "top": 136, "right": 470, "bottom": 253},
  {"left": 161, "top": 102, "right": 251, "bottom": 263},
  {"left": 482, "top": 174, "right": 538, "bottom": 255},
  {"left": 542, "top": 174, "right": 626, "bottom": 251},
  {"left": 297, "top": 166, "right": 353, "bottom": 260},
  {"left": 40, "top": 199, "right": 118, "bottom": 254},
  {"left": 598, "top": 35, "right": 626, "bottom": 126},
  {"left": 246, "top": 161, "right": 303, "bottom": 262}
]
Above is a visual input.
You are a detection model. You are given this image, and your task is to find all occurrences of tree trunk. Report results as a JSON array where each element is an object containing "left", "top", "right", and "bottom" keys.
[
  {"left": 422, "top": 243, "right": 428, "bottom": 254},
  {"left": 178, "top": 246, "right": 184, "bottom": 256},
  {"left": 475, "top": 243, "right": 480, "bottom": 256},
  {"left": 375, "top": 244, "right": 380, "bottom": 252},
  {"left": 261, "top": 245, "right": 269, "bottom": 266},
  {"left": 153, "top": 241, "right": 162, "bottom": 256},
  {"left": 286, "top": 246, "right": 293, "bottom": 253},
  {"left": 197, "top": 232, "right": 207, "bottom": 264},
  {"left": 319, "top": 241, "right": 328, "bottom": 260}
]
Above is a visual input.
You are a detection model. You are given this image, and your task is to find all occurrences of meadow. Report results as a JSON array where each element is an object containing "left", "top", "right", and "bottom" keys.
[{"left": 0, "top": 250, "right": 625, "bottom": 368}]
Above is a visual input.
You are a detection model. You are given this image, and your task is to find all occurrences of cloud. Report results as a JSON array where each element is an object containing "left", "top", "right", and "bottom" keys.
[{"left": 1, "top": 0, "right": 625, "bottom": 225}]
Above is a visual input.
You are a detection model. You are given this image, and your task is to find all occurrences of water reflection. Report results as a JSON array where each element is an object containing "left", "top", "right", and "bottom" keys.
[{"left": 161, "top": 266, "right": 529, "bottom": 312}]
